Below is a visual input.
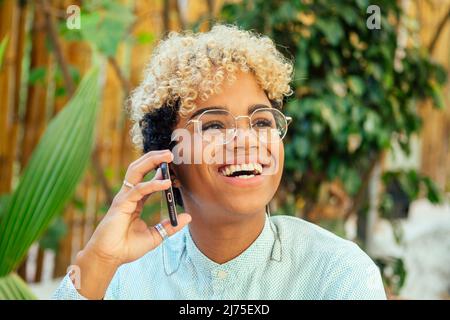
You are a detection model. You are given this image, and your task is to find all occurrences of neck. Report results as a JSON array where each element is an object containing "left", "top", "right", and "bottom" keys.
[{"left": 186, "top": 206, "right": 267, "bottom": 264}]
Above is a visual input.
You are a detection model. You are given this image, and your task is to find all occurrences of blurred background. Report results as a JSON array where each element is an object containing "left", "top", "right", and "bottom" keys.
[{"left": 0, "top": 0, "right": 449, "bottom": 300}]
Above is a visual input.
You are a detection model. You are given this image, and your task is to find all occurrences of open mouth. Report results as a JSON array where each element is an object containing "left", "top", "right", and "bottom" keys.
[{"left": 218, "top": 163, "right": 263, "bottom": 179}]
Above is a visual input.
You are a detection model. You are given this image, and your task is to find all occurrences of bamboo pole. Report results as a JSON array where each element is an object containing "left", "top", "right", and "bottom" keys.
[
  {"left": 20, "top": 6, "right": 50, "bottom": 169},
  {"left": 0, "top": 0, "right": 29, "bottom": 280},
  {"left": 52, "top": 0, "right": 89, "bottom": 278},
  {"left": 415, "top": 1, "right": 450, "bottom": 191},
  {"left": 0, "top": 0, "right": 20, "bottom": 194}
]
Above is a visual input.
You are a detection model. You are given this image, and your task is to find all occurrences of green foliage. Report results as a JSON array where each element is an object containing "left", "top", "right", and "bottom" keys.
[
  {"left": 135, "top": 32, "right": 156, "bottom": 45},
  {"left": 0, "top": 68, "right": 100, "bottom": 281},
  {"left": 0, "top": 35, "right": 8, "bottom": 69},
  {"left": 60, "top": 0, "right": 135, "bottom": 57},
  {"left": 28, "top": 67, "right": 47, "bottom": 85},
  {"left": 317, "top": 218, "right": 347, "bottom": 238},
  {"left": 375, "top": 256, "right": 407, "bottom": 296},
  {"left": 38, "top": 217, "right": 68, "bottom": 251},
  {"left": 0, "top": 193, "right": 11, "bottom": 220},
  {"left": 141, "top": 200, "right": 162, "bottom": 222},
  {"left": 379, "top": 169, "right": 442, "bottom": 219},
  {"left": 0, "top": 273, "right": 37, "bottom": 300},
  {"left": 218, "top": 0, "right": 447, "bottom": 215}
]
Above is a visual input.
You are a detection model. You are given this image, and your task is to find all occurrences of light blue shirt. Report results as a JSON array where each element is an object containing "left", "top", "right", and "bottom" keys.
[{"left": 52, "top": 214, "right": 386, "bottom": 299}]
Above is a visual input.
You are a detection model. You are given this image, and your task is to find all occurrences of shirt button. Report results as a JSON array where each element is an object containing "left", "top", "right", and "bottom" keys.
[{"left": 217, "top": 270, "right": 228, "bottom": 279}]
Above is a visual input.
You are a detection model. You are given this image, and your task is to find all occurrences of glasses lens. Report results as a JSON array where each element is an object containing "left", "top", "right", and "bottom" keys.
[
  {"left": 198, "top": 110, "right": 235, "bottom": 145},
  {"left": 251, "top": 108, "right": 287, "bottom": 143}
]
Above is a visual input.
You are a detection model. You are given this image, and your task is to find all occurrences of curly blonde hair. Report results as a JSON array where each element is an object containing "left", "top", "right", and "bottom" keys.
[{"left": 128, "top": 23, "right": 294, "bottom": 151}]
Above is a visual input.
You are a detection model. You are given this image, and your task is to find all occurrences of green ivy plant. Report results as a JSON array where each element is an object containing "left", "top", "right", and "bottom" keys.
[
  {"left": 59, "top": 0, "right": 156, "bottom": 56},
  {"left": 379, "top": 169, "right": 442, "bottom": 219},
  {"left": 215, "top": 0, "right": 447, "bottom": 222}
]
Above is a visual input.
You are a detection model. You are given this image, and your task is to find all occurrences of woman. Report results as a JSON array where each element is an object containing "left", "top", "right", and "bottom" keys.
[{"left": 53, "top": 24, "right": 386, "bottom": 300}]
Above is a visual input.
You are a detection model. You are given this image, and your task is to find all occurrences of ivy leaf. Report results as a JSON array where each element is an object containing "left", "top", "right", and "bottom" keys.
[
  {"left": 430, "top": 81, "right": 445, "bottom": 109},
  {"left": 422, "top": 177, "right": 442, "bottom": 203},
  {"left": 79, "top": 3, "right": 135, "bottom": 57},
  {"left": 28, "top": 67, "right": 47, "bottom": 85},
  {"left": 310, "top": 48, "right": 322, "bottom": 66},
  {"left": 316, "top": 18, "right": 344, "bottom": 46},
  {"left": 342, "top": 167, "right": 362, "bottom": 196},
  {"left": 347, "top": 75, "right": 365, "bottom": 96},
  {"left": 338, "top": 5, "right": 359, "bottom": 25}
]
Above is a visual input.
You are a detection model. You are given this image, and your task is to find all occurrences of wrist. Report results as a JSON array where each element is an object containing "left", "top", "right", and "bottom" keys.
[
  {"left": 77, "top": 245, "right": 121, "bottom": 270},
  {"left": 72, "top": 247, "right": 120, "bottom": 300}
]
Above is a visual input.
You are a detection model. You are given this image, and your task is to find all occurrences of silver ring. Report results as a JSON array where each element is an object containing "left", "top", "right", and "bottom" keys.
[
  {"left": 154, "top": 223, "right": 169, "bottom": 241},
  {"left": 123, "top": 179, "right": 135, "bottom": 188}
]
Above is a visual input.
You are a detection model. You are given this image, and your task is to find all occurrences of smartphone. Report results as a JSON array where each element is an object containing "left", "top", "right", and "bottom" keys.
[{"left": 160, "top": 162, "right": 178, "bottom": 227}]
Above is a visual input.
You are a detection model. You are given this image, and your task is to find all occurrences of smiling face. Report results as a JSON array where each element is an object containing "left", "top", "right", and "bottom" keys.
[{"left": 171, "top": 70, "right": 285, "bottom": 223}]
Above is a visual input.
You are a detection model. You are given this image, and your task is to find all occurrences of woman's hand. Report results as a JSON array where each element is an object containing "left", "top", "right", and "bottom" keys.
[{"left": 73, "top": 149, "right": 191, "bottom": 299}]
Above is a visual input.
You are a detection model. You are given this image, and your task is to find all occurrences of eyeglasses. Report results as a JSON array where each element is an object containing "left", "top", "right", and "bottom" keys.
[{"left": 185, "top": 107, "right": 292, "bottom": 145}]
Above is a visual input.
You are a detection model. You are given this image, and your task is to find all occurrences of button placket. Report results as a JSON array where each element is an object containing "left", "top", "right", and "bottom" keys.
[
  {"left": 210, "top": 268, "right": 228, "bottom": 298},
  {"left": 217, "top": 270, "right": 228, "bottom": 280}
]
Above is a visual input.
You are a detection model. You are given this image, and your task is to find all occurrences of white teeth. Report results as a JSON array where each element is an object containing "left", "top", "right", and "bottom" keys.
[{"left": 219, "top": 162, "right": 263, "bottom": 176}]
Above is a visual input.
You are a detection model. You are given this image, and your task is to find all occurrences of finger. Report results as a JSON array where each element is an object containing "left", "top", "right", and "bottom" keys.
[
  {"left": 114, "top": 179, "right": 172, "bottom": 214},
  {"left": 149, "top": 213, "right": 192, "bottom": 244},
  {"left": 133, "top": 149, "right": 170, "bottom": 168},
  {"left": 121, "top": 150, "right": 173, "bottom": 192},
  {"left": 128, "top": 150, "right": 173, "bottom": 183},
  {"left": 134, "top": 149, "right": 172, "bottom": 167},
  {"left": 127, "top": 178, "right": 171, "bottom": 202}
]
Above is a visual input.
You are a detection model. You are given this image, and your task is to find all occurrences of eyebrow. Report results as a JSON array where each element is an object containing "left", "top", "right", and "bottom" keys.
[{"left": 188, "top": 103, "right": 272, "bottom": 120}]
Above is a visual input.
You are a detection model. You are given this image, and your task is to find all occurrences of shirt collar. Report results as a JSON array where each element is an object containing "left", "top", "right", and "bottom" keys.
[{"left": 180, "top": 213, "right": 282, "bottom": 278}]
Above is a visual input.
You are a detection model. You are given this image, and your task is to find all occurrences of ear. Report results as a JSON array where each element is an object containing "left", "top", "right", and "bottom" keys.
[{"left": 168, "top": 163, "right": 181, "bottom": 188}]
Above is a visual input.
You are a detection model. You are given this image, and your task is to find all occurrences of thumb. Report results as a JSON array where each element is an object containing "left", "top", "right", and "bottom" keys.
[{"left": 149, "top": 213, "right": 192, "bottom": 243}]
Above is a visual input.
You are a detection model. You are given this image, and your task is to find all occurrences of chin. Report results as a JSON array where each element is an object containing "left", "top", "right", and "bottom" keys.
[{"left": 220, "top": 196, "right": 269, "bottom": 217}]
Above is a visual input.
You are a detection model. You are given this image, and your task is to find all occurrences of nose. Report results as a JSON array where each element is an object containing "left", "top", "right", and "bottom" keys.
[{"left": 227, "top": 115, "right": 258, "bottom": 151}]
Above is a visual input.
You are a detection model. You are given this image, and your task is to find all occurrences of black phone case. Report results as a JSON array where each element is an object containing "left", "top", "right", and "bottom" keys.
[{"left": 160, "top": 162, "right": 178, "bottom": 227}]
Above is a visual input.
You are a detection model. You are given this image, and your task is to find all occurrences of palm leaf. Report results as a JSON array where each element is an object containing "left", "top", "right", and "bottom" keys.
[
  {"left": 0, "top": 273, "right": 37, "bottom": 300},
  {"left": 0, "top": 67, "right": 100, "bottom": 278}
]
